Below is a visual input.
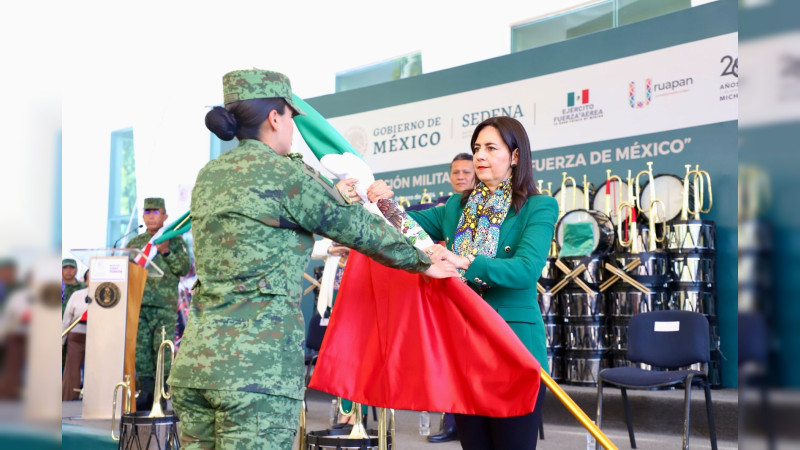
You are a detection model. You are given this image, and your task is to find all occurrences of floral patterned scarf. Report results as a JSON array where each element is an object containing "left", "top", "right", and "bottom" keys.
[{"left": 453, "top": 176, "right": 513, "bottom": 280}]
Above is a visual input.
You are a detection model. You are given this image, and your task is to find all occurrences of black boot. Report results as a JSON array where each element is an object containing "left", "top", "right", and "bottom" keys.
[{"left": 427, "top": 425, "right": 458, "bottom": 443}]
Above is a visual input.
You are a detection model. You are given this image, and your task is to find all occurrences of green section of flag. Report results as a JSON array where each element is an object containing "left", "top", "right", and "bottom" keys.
[
  {"left": 154, "top": 210, "right": 191, "bottom": 244},
  {"left": 567, "top": 92, "right": 575, "bottom": 107},
  {"left": 292, "top": 94, "right": 364, "bottom": 162}
]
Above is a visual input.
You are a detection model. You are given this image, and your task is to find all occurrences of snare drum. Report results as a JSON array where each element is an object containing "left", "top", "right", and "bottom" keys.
[
  {"left": 668, "top": 283, "right": 716, "bottom": 315},
  {"left": 608, "top": 286, "right": 668, "bottom": 317},
  {"left": 668, "top": 251, "right": 716, "bottom": 285},
  {"left": 306, "top": 429, "right": 391, "bottom": 449},
  {"left": 611, "top": 251, "right": 670, "bottom": 280},
  {"left": 118, "top": 412, "right": 180, "bottom": 450},
  {"left": 667, "top": 219, "right": 716, "bottom": 252},
  {"left": 614, "top": 222, "right": 652, "bottom": 254},
  {"left": 560, "top": 289, "right": 607, "bottom": 318},
  {"left": 559, "top": 255, "right": 607, "bottom": 287},
  {"left": 538, "top": 291, "right": 559, "bottom": 320},
  {"left": 707, "top": 314, "right": 721, "bottom": 351},
  {"left": 540, "top": 257, "right": 560, "bottom": 288},
  {"left": 563, "top": 317, "right": 609, "bottom": 351},
  {"left": 564, "top": 350, "right": 609, "bottom": 386},
  {"left": 639, "top": 173, "right": 691, "bottom": 223},
  {"left": 543, "top": 318, "right": 564, "bottom": 350},
  {"left": 556, "top": 209, "right": 615, "bottom": 257},
  {"left": 547, "top": 348, "right": 565, "bottom": 382},
  {"left": 608, "top": 318, "right": 629, "bottom": 352}
]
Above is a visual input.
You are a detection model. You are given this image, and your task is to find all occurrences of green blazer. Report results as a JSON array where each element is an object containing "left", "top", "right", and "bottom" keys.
[{"left": 408, "top": 193, "right": 558, "bottom": 369}]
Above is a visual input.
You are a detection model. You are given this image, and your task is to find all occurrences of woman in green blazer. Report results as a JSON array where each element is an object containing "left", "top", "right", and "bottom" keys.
[{"left": 370, "top": 116, "right": 557, "bottom": 449}]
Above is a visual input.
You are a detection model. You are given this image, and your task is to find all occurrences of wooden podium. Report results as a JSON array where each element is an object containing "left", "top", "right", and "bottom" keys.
[{"left": 71, "top": 249, "right": 164, "bottom": 419}]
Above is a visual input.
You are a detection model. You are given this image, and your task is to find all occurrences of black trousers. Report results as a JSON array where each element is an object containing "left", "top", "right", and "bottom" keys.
[{"left": 454, "top": 383, "right": 546, "bottom": 450}]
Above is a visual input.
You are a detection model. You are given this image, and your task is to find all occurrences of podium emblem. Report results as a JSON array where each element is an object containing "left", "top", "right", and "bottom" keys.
[{"left": 96, "top": 282, "right": 121, "bottom": 308}]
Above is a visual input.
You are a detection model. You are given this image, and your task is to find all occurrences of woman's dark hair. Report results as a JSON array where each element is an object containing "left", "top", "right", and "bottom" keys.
[
  {"left": 462, "top": 116, "right": 539, "bottom": 212},
  {"left": 205, "top": 97, "right": 290, "bottom": 141}
]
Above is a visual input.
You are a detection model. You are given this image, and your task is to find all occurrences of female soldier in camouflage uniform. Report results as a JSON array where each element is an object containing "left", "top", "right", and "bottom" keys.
[{"left": 167, "top": 69, "right": 457, "bottom": 449}]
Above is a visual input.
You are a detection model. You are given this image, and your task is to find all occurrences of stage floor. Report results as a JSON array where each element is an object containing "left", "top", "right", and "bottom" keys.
[{"left": 55, "top": 385, "right": 743, "bottom": 449}]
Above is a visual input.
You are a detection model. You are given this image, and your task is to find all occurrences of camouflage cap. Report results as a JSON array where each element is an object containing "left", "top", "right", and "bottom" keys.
[
  {"left": 222, "top": 69, "right": 306, "bottom": 116},
  {"left": 62, "top": 258, "right": 77, "bottom": 268},
  {"left": 144, "top": 197, "right": 166, "bottom": 210}
]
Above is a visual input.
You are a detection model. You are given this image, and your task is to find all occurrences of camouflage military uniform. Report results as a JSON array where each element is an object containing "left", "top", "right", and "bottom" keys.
[
  {"left": 62, "top": 258, "right": 85, "bottom": 369},
  {"left": 126, "top": 230, "right": 191, "bottom": 398},
  {"left": 168, "top": 138, "right": 430, "bottom": 448},
  {"left": 62, "top": 258, "right": 85, "bottom": 316}
]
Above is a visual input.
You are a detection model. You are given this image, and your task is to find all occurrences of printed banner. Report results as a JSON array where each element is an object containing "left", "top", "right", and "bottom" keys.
[{"left": 296, "top": 33, "right": 737, "bottom": 179}]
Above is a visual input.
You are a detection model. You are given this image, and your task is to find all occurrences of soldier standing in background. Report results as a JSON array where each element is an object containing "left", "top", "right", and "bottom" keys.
[
  {"left": 61, "top": 258, "right": 86, "bottom": 370},
  {"left": 127, "top": 197, "right": 191, "bottom": 410},
  {"left": 167, "top": 69, "right": 458, "bottom": 449},
  {"left": 61, "top": 258, "right": 85, "bottom": 316}
]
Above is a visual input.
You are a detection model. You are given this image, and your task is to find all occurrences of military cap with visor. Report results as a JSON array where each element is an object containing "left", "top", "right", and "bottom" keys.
[
  {"left": 222, "top": 69, "right": 306, "bottom": 116},
  {"left": 62, "top": 258, "right": 78, "bottom": 268},
  {"left": 144, "top": 197, "right": 166, "bottom": 210}
]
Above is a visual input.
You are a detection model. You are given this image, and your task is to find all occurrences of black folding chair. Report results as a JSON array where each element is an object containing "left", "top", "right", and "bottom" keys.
[{"left": 595, "top": 310, "right": 717, "bottom": 450}]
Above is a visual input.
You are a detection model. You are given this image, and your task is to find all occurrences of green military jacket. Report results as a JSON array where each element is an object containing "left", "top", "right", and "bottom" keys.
[
  {"left": 408, "top": 193, "right": 558, "bottom": 369},
  {"left": 127, "top": 231, "right": 191, "bottom": 311},
  {"left": 168, "top": 139, "right": 430, "bottom": 400}
]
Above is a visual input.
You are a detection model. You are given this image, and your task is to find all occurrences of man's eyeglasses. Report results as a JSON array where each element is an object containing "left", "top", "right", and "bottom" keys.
[{"left": 144, "top": 209, "right": 163, "bottom": 215}]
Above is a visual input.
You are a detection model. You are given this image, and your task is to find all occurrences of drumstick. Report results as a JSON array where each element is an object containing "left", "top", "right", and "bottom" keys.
[
  {"left": 555, "top": 260, "right": 595, "bottom": 294},
  {"left": 599, "top": 260, "right": 641, "bottom": 291},
  {"left": 603, "top": 263, "right": 650, "bottom": 294},
  {"left": 550, "top": 265, "right": 587, "bottom": 295},
  {"left": 537, "top": 282, "right": 546, "bottom": 294},
  {"left": 303, "top": 272, "right": 321, "bottom": 287},
  {"left": 303, "top": 272, "right": 321, "bottom": 295},
  {"left": 604, "top": 263, "right": 650, "bottom": 294}
]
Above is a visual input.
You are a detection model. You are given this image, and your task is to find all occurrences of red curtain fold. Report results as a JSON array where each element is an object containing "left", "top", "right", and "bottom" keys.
[{"left": 309, "top": 251, "right": 541, "bottom": 417}]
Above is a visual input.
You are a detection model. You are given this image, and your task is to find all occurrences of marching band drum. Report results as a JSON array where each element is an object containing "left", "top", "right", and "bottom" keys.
[
  {"left": 553, "top": 174, "right": 615, "bottom": 386},
  {"left": 111, "top": 328, "right": 181, "bottom": 450},
  {"left": 536, "top": 162, "right": 720, "bottom": 387},
  {"left": 538, "top": 291, "right": 565, "bottom": 382}
]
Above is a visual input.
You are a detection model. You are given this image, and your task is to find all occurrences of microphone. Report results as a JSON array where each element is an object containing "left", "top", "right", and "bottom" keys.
[{"left": 113, "top": 225, "right": 144, "bottom": 248}]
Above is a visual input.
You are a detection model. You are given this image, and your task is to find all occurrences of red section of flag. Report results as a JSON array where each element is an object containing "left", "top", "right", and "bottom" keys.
[
  {"left": 137, "top": 243, "right": 152, "bottom": 267},
  {"left": 136, "top": 242, "right": 152, "bottom": 267},
  {"left": 309, "top": 251, "right": 541, "bottom": 417},
  {"left": 582, "top": 89, "right": 590, "bottom": 104},
  {"left": 79, "top": 310, "right": 88, "bottom": 323}
]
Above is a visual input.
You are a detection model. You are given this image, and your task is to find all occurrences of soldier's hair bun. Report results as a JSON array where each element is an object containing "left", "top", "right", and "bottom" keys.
[{"left": 205, "top": 106, "right": 238, "bottom": 141}]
